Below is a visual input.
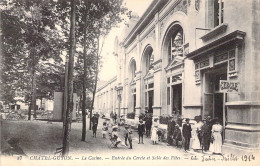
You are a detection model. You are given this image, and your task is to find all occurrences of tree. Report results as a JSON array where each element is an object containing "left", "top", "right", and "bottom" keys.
[
  {"left": 1, "top": 0, "right": 64, "bottom": 118},
  {"left": 77, "top": 0, "right": 129, "bottom": 137},
  {"left": 62, "top": 0, "right": 76, "bottom": 156}
]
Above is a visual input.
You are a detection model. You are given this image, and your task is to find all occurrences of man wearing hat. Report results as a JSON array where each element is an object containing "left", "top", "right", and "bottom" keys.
[
  {"left": 167, "top": 115, "right": 176, "bottom": 146},
  {"left": 201, "top": 116, "right": 213, "bottom": 152},
  {"left": 138, "top": 120, "right": 145, "bottom": 144},
  {"left": 182, "top": 118, "right": 192, "bottom": 152}
]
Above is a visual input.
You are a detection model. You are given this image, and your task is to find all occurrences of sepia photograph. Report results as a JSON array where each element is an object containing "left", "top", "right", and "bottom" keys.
[{"left": 0, "top": 0, "right": 260, "bottom": 165}]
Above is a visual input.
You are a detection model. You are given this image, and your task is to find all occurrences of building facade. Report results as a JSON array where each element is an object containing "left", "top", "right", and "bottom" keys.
[{"left": 95, "top": 0, "right": 260, "bottom": 154}]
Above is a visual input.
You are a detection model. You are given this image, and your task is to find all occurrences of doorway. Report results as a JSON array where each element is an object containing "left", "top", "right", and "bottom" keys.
[
  {"left": 172, "top": 84, "right": 182, "bottom": 114},
  {"left": 133, "top": 94, "right": 136, "bottom": 113},
  {"left": 203, "top": 64, "right": 227, "bottom": 125},
  {"left": 148, "top": 90, "right": 153, "bottom": 113}
]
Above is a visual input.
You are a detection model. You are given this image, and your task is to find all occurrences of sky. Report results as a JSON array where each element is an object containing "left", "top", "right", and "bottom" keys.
[{"left": 98, "top": 0, "right": 153, "bottom": 81}]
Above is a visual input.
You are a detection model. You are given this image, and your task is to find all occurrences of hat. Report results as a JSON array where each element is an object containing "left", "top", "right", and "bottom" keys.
[
  {"left": 139, "top": 120, "right": 143, "bottom": 123},
  {"left": 7, "top": 138, "right": 20, "bottom": 146},
  {"left": 185, "top": 118, "right": 190, "bottom": 122},
  {"left": 112, "top": 125, "right": 118, "bottom": 129}
]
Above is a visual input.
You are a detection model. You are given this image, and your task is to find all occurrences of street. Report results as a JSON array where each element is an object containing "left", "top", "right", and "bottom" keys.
[
  {"left": 1, "top": 119, "right": 259, "bottom": 166},
  {"left": 1, "top": 118, "right": 186, "bottom": 156}
]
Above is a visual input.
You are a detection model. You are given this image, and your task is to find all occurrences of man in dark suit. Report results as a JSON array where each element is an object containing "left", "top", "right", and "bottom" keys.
[
  {"left": 182, "top": 118, "right": 192, "bottom": 152},
  {"left": 167, "top": 116, "right": 176, "bottom": 145},
  {"left": 138, "top": 120, "right": 145, "bottom": 144}
]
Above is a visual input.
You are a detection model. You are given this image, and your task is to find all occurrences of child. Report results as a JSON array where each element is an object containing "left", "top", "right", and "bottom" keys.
[
  {"left": 92, "top": 122, "right": 98, "bottom": 138},
  {"left": 151, "top": 126, "right": 159, "bottom": 145},
  {"left": 127, "top": 126, "right": 133, "bottom": 149},
  {"left": 112, "top": 126, "right": 121, "bottom": 148},
  {"left": 173, "top": 124, "right": 182, "bottom": 148},
  {"left": 102, "top": 122, "right": 108, "bottom": 138},
  {"left": 123, "top": 125, "right": 129, "bottom": 146},
  {"left": 138, "top": 120, "right": 145, "bottom": 144}
]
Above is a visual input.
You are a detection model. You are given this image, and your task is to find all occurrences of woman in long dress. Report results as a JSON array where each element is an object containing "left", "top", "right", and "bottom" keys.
[
  {"left": 191, "top": 122, "right": 201, "bottom": 150},
  {"left": 210, "top": 120, "right": 223, "bottom": 154}
]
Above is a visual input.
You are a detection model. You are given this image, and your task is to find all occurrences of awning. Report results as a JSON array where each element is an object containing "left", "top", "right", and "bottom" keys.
[{"left": 186, "top": 30, "right": 246, "bottom": 60}]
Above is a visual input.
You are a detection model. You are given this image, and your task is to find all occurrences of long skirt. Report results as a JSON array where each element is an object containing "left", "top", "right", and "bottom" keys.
[
  {"left": 192, "top": 133, "right": 201, "bottom": 149},
  {"left": 210, "top": 132, "right": 222, "bottom": 153}
]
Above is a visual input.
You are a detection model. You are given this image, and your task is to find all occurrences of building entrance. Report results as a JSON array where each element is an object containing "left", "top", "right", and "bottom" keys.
[
  {"left": 203, "top": 64, "right": 227, "bottom": 125},
  {"left": 172, "top": 84, "right": 182, "bottom": 115},
  {"left": 148, "top": 90, "right": 153, "bottom": 113}
]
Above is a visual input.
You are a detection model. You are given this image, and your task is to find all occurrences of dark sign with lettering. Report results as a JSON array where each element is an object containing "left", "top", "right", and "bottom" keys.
[{"left": 220, "top": 80, "right": 240, "bottom": 93}]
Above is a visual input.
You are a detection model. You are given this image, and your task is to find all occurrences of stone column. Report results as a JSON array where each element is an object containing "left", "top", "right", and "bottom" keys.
[
  {"left": 135, "top": 71, "right": 142, "bottom": 121},
  {"left": 152, "top": 12, "right": 162, "bottom": 119}
]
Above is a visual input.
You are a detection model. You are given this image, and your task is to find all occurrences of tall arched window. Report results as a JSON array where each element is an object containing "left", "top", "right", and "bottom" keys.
[
  {"left": 147, "top": 49, "right": 154, "bottom": 72},
  {"left": 168, "top": 29, "right": 183, "bottom": 63},
  {"left": 129, "top": 59, "right": 136, "bottom": 81}
]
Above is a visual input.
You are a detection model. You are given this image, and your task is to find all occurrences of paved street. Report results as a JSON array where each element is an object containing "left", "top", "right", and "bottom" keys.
[
  {"left": 1, "top": 118, "right": 187, "bottom": 156},
  {"left": 1, "top": 119, "right": 259, "bottom": 166}
]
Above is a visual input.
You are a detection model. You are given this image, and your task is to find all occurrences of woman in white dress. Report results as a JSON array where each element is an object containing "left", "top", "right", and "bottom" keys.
[
  {"left": 151, "top": 125, "right": 158, "bottom": 144},
  {"left": 210, "top": 120, "right": 223, "bottom": 154},
  {"left": 191, "top": 121, "right": 201, "bottom": 150}
]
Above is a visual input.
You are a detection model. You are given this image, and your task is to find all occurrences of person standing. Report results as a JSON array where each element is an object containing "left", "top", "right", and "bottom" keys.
[
  {"left": 201, "top": 117, "right": 212, "bottom": 152},
  {"left": 173, "top": 124, "right": 182, "bottom": 148},
  {"left": 92, "top": 122, "right": 98, "bottom": 138},
  {"left": 114, "top": 113, "right": 117, "bottom": 124},
  {"left": 167, "top": 116, "right": 176, "bottom": 146},
  {"left": 127, "top": 125, "right": 133, "bottom": 149},
  {"left": 123, "top": 125, "right": 129, "bottom": 146},
  {"left": 145, "top": 117, "right": 152, "bottom": 137},
  {"left": 210, "top": 119, "right": 223, "bottom": 154},
  {"left": 182, "top": 118, "right": 192, "bottom": 152},
  {"left": 138, "top": 120, "right": 145, "bottom": 144},
  {"left": 191, "top": 119, "right": 201, "bottom": 151},
  {"left": 102, "top": 122, "right": 108, "bottom": 138},
  {"left": 151, "top": 125, "right": 159, "bottom": 145}
]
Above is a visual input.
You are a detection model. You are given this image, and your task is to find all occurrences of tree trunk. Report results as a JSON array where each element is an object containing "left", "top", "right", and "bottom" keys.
[
  {"left": 32, "top": 66, "right": 37, "bottom": 119},
  {"left": 62, "top": 0, "right": 76, "bottom": 156},
  {"left": 28, "top": 103, "right": 31, "bottom": 120},
  {"left": 89, "top": 36, "right": 101, "bottom": 130},
  {"left": 81, "top": 0, "right": 89, "bottom": 141}
]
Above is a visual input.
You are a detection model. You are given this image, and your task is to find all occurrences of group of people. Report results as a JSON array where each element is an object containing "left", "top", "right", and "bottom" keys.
[
  {"left": 167, "top": 115, "right": 223, "bottom": 154},
  {"left": 93, "top": 112, "right": 223, "bottom": 154}
]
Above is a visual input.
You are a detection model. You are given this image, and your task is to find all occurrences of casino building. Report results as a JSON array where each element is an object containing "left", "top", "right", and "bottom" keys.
[{"left": 95, "top": 0, "right": 260, "bottom": 154}]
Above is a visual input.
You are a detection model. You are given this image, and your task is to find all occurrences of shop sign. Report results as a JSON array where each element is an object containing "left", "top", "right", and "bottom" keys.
[{"left": 219, "top": 80, "right": 240, "bottom": 93}]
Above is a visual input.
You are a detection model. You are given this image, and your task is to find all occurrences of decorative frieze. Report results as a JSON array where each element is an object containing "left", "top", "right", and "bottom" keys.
[
  {"left": 160, "top": 0, "right": 187, "bottom": 37},
  {"left": 173, "top": 0, "right": 187, "bottom": 14},
  {"left": 172, "top": 74, "right": 182, "bottom": 84},
  {"left": 214, "top": 52, "right": 228, "bottom": 64}
]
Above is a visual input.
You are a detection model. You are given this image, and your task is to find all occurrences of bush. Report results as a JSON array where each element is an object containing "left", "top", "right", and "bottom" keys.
[{"left": 127, "top": 112, "right": 135, "bottom": 119}]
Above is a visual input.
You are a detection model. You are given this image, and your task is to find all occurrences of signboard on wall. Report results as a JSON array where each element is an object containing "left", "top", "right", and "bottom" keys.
[{"left": 219, "top": 80, "right": 240, "bottom": 93}]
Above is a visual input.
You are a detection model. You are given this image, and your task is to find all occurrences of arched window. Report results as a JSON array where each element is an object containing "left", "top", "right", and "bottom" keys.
[
  {"left": 168, "top": 29, "right": 183, "bottom": 63},
  {"left": 130, "top": 60, "right": 136, "bottom": 81},
  {"left": 147, "top": 49, "right": 154, "bottom": 72},
  {"left": 132, "top": 62, "right": 136, "bottom": 80}
]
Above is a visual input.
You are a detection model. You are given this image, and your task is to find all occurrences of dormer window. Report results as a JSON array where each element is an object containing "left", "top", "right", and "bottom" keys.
[{"left": 168, "top": 28, "right": 183, "bottom": 63}]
